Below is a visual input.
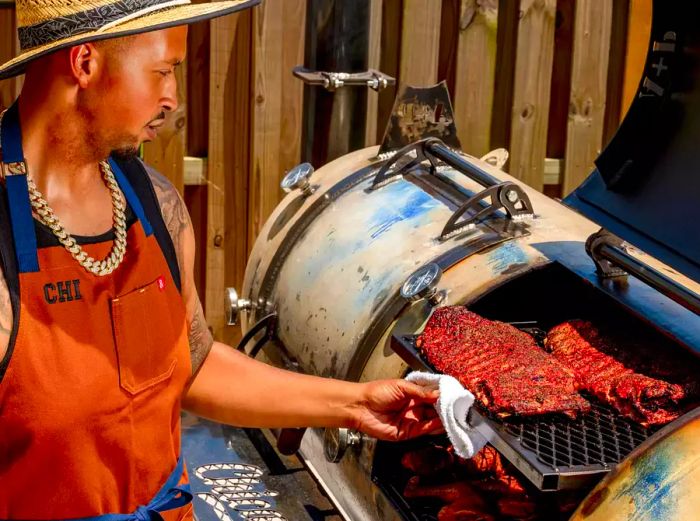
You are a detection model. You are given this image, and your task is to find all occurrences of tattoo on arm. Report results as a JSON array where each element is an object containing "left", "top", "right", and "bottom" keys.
[
  {"left": 188, "top": 297, "right": 214, "bottom": 375},
  {"left": 144, "top": 164, "right": 190, "bottom": 278},
  {"left": 143, "top": 163, "right": 213, "bottom": 374}
]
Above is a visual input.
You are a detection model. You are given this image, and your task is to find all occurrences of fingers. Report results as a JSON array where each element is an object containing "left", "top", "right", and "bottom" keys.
[
  {"left": 404, "top": 417, "right": 446, "bottom": 439},
  {"left": 398, "top": 380, "right": 440, "bottom": 404}
]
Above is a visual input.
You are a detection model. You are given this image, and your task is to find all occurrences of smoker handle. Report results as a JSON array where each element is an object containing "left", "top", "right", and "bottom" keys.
[
  {"left": 370, "top": 137, "right": 503, "bottom": 190},
  {"left": 370, "top": 137, "right": 534, "bottom": 238},
  {"left": 587, "top": 230, "right": 700, "bottom": 315},
  {"left": 236, "top": 313, "right": 277, "bottom": 354}
]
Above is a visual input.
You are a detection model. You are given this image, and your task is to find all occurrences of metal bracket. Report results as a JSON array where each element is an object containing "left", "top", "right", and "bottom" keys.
[
  {"left": 236, "top": 313, "right": 278, "bottom": 358},
  {"left": 293, "top": 66, "right": 395, "bottom": 92},
  {"left": 440, "top": 182, "right": 533, "bottom": 240},
  {"left": 370, "top": 137, "right": 535, "bottom": 235},
  {"left": 371, "top": 138, "right": 443, "bottom": 189},
  {"left": 585, "top": 229, "right": 629, "bottom": 279}
]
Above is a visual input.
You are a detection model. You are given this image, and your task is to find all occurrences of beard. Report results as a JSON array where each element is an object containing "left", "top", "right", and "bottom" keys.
[{"left": 110, "top": 145, "right": 140, "bottom": 161}]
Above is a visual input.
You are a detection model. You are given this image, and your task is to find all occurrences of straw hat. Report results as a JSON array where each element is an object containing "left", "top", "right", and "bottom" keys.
[{"left": 0, "top": 0, "right": 260, "bottom": 80}]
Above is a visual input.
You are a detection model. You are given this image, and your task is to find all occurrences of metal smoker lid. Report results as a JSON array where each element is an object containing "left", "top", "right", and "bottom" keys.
[{"left": 565, "top": 1, "right": 700, "bottom": 285}]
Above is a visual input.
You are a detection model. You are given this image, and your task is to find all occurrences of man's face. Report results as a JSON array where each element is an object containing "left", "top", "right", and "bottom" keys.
[{"left": 77, "top": 26, "right": 188, "bottom": 157}]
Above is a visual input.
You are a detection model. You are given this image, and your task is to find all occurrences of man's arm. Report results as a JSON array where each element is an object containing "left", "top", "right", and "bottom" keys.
[
  {"left": 146, "top": 164, "right": 442, "bottom": 441},
  {"left": 0, "top": 272, "right": 12, "bottom": 363}
]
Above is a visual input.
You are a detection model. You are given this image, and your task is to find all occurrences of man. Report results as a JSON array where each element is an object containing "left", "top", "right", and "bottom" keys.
[{"left": 0, "top": 1, "right": 442, "bottom": 520}]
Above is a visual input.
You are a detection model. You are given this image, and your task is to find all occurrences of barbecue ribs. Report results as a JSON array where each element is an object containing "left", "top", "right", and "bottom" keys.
[
  {"left": 546, "top": 320, "right": 697, "bottom": 426},
  {"left": 401, "top": 445, "right": 456, "bottom": 477},
  {"left": 416, "top": 307, "right": 590, "bottom": 417}
]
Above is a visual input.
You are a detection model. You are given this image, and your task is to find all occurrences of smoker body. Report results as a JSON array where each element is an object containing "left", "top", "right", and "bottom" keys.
[
  {"left": 231, "top": 0, "right": 700, "bottom": 517},
  {"left": 236, "top": 142, "right": 699, "bottom": 520}
]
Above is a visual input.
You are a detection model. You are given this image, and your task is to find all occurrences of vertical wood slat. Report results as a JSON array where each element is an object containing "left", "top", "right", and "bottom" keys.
[
  {"left": 562, "top": 0, "right": 614, "bottom": 196},
  {"left": 621, "top": 0, "right": 652, "bottom": 117},
  {"left": 249, "top": 0, "right": 283, "bottom": 251},
  {"left": 186, "top": 1, "right": 211, "bottom": 158},
  {"left": 249, "top": 0, "right": 306, "bottom": 248},
  {"left": 207, "top": 11, "right": 251, "bottom": 342},
  {"left": 142, "top": 65, "right": 187, "bottom": 194},
  {"left": 545, "top": 0, "right": 575, "bottom": 163},
  {"left": 365, "top": 0, "right": 383, "bottom": 147},
  {"left": 453, "top": 0, "right": 498, "bottom": 157},
  {"left": 278, "top": 0, "right": 306, "bottom": 181},
  {"left": 376, "top": 0, "right": 402, "bottom": 143},
  {"left": 0, "top": 6, "right": 18, "bottom": 111},
  {"left": 399, "top": 0, "right": 442, "bottom": 87},
  {"left": 602, "top": 0, "right": 630, "bottom": 146},
  {"left": 508, "top": 0, "right": 557, "bottom": 191},
  {"left": 489, "top": 0, "right": 518, "bottom": 151}
]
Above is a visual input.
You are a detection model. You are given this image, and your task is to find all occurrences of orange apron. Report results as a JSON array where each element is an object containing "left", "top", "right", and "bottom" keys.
[{"left": 0, "top": 102, "right": 193, "bottom": 520}]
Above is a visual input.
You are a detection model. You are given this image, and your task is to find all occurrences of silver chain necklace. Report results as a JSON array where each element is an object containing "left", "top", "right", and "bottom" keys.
[{"left": 1, "top": 109, "right": 128, "bottom": 276}]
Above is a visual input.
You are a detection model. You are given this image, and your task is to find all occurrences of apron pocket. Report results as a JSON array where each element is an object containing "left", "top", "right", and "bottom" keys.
[{"left": 111, "top": 278, "right": 179, "bottom": 395}]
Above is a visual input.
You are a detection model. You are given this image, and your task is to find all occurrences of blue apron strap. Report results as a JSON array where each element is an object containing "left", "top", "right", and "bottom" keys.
[
  {"left": 108, "top": 157, "right": 153, "bottom": 237},
  {"left": 77, "top": 457, "right": 192, "bottom": 521},
  {"left": 1, "top": 102, "right": 40, "bottom": 274}
]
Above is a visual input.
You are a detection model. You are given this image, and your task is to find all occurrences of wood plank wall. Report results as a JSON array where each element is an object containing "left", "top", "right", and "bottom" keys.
[
  {"left": 453, "top": 0, "right": 498, "bottom": 158},
  {"left": 0, "top": 5, "right": 19, "bottom": 112},
  {"left": 507, "top": 0, "right": 557, "bottom": 192},
  {"left": 562, "top": 0, "right": 614, "bottom": 195},
  {"left": 0, "top": 1, "right": 653, "bottom": 342}
]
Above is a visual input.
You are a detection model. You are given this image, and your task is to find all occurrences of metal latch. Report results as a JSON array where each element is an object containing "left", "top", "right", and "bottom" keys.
[
  {"left": 225, "top": 287, "right": 254, "bottom": 326},
  {"left": 323, "top": 427, "right": 363, "bottom": 463},
  {"left": 293, "top": 66, "right": 396, "bottom": 92}
]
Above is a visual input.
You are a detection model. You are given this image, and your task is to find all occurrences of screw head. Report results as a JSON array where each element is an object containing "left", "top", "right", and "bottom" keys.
[{"left": 506, "top": 189, "right": 519, "bottom": 203}]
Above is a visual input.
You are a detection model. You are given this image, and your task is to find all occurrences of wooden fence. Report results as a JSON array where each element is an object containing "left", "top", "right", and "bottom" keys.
[{"left": 0, "top": 0, "right": 652, "bottom": 343}]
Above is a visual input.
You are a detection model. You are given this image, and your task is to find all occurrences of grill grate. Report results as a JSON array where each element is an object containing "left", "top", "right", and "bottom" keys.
[
  {"left": 390, "top": 332, "right": 659, "bottom": 490},
  {"left": 502, "top": 395, "right": 653, "bottom": 469}
]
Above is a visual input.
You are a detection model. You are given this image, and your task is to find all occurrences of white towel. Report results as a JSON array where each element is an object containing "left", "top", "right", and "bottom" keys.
[{"left": 406, "top": 371, "right": 488, "bottom": 459}]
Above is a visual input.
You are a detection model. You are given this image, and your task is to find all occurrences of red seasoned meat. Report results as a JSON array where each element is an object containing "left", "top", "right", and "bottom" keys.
[
  {"left": 438, "top": 501, "right": 495, "bottom": 521},
  {"left": 546, "top": 320, "right": 696, "bottom": 426},
  {"left": 404, "top": 476, "right": 485, "bottom": 503},
  {"left": 461, "top": 446, "right": 504, "bottom": 477},
  {"left": 416, "top": 307, "right": 590, "bottom": 417},
  {"left": 401, "top": 445, "right": 456, "bottom": 476}
]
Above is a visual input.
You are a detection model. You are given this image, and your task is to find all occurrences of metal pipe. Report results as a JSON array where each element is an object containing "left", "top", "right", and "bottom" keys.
[
  {"left": 302, "top": 0, "right": 370, "bottom": 166},
  {"left": 599, "top": 244, "right": 700, "bottom": 315},
  {"left": 427, "top": 142, "right": 503, "bottom": 188}
]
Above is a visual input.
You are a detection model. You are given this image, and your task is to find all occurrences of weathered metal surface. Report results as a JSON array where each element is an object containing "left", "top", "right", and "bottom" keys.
[
  {"left": 181, "top": 414, "right": 339, "bottom": 521},
  {"left": 239, "top": 144, "right": 700, "bottom": 520},
  {"left": 570, "top": 409, "right": 700, "bottom": 521}
]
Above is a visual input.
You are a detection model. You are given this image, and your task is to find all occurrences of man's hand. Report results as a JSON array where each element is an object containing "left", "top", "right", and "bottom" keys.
[{"left": 351, "top": 380, "right": 444, "bottom": 441}]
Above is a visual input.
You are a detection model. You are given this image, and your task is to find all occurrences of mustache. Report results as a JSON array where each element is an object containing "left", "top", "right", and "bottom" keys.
[{"left": 147, "top": 112, "right": 167, "bottom": 126}]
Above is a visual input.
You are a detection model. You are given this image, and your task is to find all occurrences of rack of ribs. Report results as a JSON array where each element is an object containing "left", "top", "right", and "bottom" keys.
[
  {"left": 546, "top": 320, "right": 697, "bottom": 426},
  {"left": 416, "top": 307, "right": 590, "bottom": 417},
  {"left": 404, "top": 477, "right": 495, "bottom": 521}
]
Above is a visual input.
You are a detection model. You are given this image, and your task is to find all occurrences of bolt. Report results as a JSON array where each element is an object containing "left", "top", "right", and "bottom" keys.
[
  {"left": 506, "top": 190, "right": 519, "bottom": 203},
  {"left": 214, "top": 234, "right": 223, "bottom": 247}
]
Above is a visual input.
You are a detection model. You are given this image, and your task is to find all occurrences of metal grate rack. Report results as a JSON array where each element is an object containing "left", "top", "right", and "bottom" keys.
[
  {"left": 390, "top": 333, "right": 657, "bottom": 491},
  {"left": 503, "top": 397, "right": 651, "bottom": 469}
]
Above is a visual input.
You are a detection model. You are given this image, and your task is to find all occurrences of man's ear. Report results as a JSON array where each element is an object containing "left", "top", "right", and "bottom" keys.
[{"left": 68, "top": 43, "right": 100, "bottom": 88}]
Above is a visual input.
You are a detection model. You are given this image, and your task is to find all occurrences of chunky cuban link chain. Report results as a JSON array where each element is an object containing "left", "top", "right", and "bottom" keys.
[
  {"left": 27, "top": 161, "right": 128, "bottom": 276},
  {"left": 2, "top": 107, "right": 127, "bottom": 276}
]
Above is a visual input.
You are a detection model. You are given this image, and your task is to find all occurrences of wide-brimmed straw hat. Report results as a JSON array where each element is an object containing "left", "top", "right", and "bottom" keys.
[{"left": 0, "top": 0, "right": 260, "bottom": 80}]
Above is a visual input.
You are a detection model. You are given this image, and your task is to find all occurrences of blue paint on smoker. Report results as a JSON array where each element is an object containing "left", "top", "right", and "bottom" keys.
[
  {"left": 487, "top": 241, "right": 529, "bottom": 274},
  {"left": 612, "top": 440, "right": 679, "bottom": 520},
  {"left": 367, "top": 183, "right": 438, "bottom": 240},
  {"left": 295, "top": 179, "right": 445, "bottom": 304}
]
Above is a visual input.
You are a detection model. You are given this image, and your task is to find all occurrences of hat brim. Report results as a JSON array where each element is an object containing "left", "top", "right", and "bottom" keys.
[{"left": 0, "top": 0, "right": 260, "bottom": 80}]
